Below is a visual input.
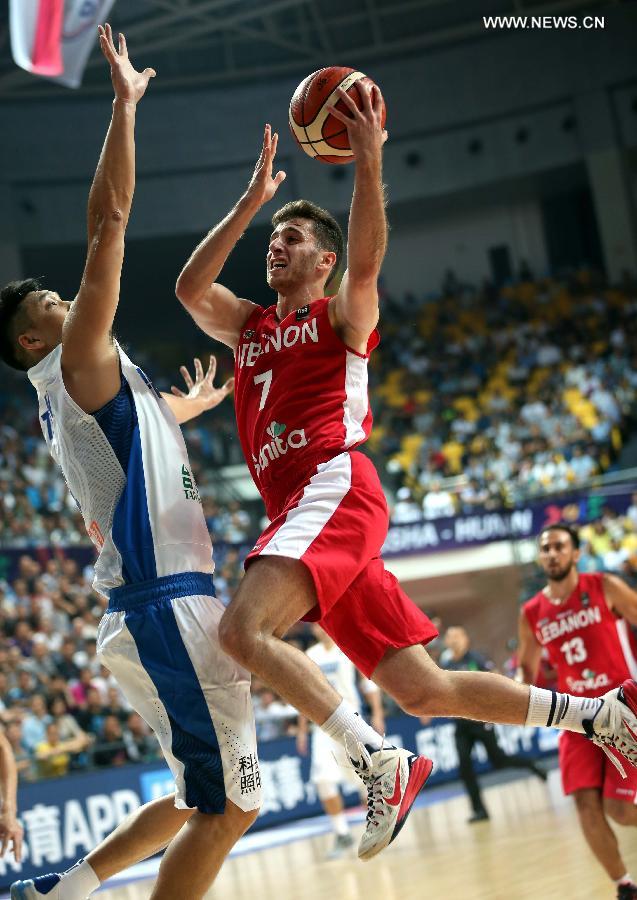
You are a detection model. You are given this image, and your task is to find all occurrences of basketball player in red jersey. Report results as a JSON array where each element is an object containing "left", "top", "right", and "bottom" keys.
[
  {"left": 176, "top": 82, "right": 637, "bottom": 861},
  {"left": 519, "top": 523, "right": 637, "bottom": 900}
]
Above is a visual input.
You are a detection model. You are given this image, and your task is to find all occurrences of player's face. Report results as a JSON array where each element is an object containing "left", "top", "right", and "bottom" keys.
[
  {"left": 20, "top": 290, "right": 72, "bottom": 354},
  {"left": 538, "top": 530, "right": 579, "bottom": 581},
  {"left": 266, "top": 219, "right": 323, "bottom": 290}
]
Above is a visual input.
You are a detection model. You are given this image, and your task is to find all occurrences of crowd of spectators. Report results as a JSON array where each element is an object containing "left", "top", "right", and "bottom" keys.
[
  {"left": 370, "top": 271, "right": 637, "bottom": 518},
  {"left": 0, "top": 552, "right": 165, "bottom": 780}
]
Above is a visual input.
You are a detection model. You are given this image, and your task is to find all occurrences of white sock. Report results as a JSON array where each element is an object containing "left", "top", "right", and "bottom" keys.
[
  {"left": 525, "top": 686, "right": 603, "bottom": 733},
  {"left": 60, "top": 859, "right": 100, "bottom": 899},
  {"left": 330, "top": 812, "right": 349, "bottom": 837},
  {"left": 615, "top": 873, "right": 634, "bottom": 886},
  {"left": 321, "top": 701, "right": 389, "bottom": 752}
]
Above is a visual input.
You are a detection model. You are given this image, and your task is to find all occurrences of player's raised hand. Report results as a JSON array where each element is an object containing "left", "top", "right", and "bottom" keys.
[
  {"left": 98, "top": 23, "right": 156, "bottom": 104},
  {"left": 246, "top": 124, "right": 287, "bottom": 207},
  {"left": 171, "top": 355, "right": 235, "bottom": 412},
  {"left": 327, "top": 81, "right": 387, "bottom": 163}
]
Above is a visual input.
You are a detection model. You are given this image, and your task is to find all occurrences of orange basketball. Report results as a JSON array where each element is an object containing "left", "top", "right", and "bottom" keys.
[{"left": 289, "top": 66, "right": 386, "bottom": 164}]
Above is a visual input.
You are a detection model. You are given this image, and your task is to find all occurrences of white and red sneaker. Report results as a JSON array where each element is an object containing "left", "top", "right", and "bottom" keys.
[
  {"left": 584, "top": 679, "right": 637, "bottom": 776},
  {"left": 348, "top": 742, "right": 433, "bottom": 861}
]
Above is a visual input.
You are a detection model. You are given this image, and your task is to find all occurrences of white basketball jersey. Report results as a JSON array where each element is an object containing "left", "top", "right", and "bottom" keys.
[
  {"left": 306, "top": 640, "right": 377, "bottom": 712},
  {"left": 28, "top": 343, "right": 213, "bottom": 597}
]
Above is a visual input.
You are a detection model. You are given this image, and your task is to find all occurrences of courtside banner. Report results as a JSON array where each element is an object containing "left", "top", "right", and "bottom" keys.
[{"left": 10, "top": 0, "right": 116, "bottom": 88}]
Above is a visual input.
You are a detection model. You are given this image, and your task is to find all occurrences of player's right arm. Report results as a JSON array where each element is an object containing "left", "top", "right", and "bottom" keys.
[
  {"left": 176, "top": 125, "right": 286, "bottom": 350},
  {"left": 516, "top": 608, "right": 542, "bottom": 684},
  {"left": 61, "top": 25, "right": 155, "bottom": 412}
]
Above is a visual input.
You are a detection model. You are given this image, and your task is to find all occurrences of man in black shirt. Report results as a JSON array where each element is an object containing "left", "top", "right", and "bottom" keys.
[{"left": 441, "top": 626, "right": 547, "bottom": 822}]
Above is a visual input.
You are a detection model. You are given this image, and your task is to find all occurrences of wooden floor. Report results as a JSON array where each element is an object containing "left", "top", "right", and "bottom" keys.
[{"left": 97, "top": 771, "right": 636, "bottom": 900}]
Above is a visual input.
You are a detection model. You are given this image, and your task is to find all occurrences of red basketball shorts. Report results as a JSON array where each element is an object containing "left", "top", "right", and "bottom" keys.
[
  {"left": 559, "top": 729, "right": 637, "bottom": 802},
  {"left": 245, "top": 451, "right": 438, "bottom": 677}
]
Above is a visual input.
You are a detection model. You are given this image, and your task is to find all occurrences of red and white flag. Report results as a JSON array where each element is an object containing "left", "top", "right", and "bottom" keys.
[{"left": 10, "top": 0, "right": 117, "bottom": 89}]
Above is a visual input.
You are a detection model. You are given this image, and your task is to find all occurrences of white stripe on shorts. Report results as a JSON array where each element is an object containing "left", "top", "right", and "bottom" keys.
[{"left": 259, "top": 452, "right": 353, "bottom": 559}]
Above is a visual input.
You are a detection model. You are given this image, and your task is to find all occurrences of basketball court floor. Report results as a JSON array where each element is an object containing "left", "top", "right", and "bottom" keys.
[{"left": 19, "top": 764, "right": 631, "bottom": 900}]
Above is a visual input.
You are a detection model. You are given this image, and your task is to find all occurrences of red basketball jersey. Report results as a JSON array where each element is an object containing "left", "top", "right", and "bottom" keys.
[
  {"left": 234, "top": 297, "right": 379, "bottom": 519},
  {"left": 523, "top": 572, "right": 637, "bottom": 696}
]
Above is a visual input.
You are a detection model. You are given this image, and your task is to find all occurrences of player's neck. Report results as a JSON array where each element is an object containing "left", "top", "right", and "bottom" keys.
[
  {"left": 544, "top": 569, "right": 579, "bottom": 603},
  {"left": 276, "top": 283, "right": 325, "bottom": 319}
]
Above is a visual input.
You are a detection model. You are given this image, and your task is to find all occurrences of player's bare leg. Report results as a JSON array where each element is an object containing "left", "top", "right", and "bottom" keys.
[
  {"left": 87, "top": 795, "right": 192, "bottom": 884},
  {"left": 219, "top": 557, "right": 345, "bottom": 723},
  {"left": 373, "top": 644, "right": 533, "bottom": 723},
  {"left": 574, "top": 789, "right": 630, "bottom": 881},
  {"left": 219, "top": 556, "right": 434, "bottom": 859},
  {"left": 150, "top": 802, "right": 257, "bottom": 900},
  {"left": 373, "top": 643, "right": 637, "bottom": 761}
]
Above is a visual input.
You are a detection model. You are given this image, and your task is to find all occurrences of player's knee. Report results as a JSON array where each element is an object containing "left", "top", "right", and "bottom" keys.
[
  {"left": 393, "top": 671, "right": 450, "bottom": 717},
  {"left": 218, "top": 610, "right": 255, "bottom": 665},
  {"left": 236, "top": 806, "right": 260, "bottom": 833},
  {"left": 225, "top": 801, "right": 260, "bottom": 838},
  {"left": 604, "top": 799, "right": 637, "bottom": 827},
  {"left": 394, "top": 687, "right": 435, "bottom": 717}
]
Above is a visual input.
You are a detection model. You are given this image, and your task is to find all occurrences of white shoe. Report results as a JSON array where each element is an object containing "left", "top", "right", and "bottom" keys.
[
  {"left": 348, "top": 742, "right": 433, "bottom": 861},
  {"left": 585, "top": 679, "right": 637, "bottom": 777}
]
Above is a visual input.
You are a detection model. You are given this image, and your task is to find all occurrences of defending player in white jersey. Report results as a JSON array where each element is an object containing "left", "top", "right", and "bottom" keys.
[
  {"left": 297, "top": 627, "right": 384, "bottom": 858},
  {"left": 0, "top": 26, "right": 258, "bottom": 900}
]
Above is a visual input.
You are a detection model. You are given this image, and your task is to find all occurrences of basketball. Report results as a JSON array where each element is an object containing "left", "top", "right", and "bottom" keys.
[{"left": 288, "top": 66, "right": 386, "bottom": 164}]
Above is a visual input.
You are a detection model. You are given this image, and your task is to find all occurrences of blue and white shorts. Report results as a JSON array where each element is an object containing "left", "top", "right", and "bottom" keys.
[{"left": 97, "top": 571, "right": 261, "bottom": 814}]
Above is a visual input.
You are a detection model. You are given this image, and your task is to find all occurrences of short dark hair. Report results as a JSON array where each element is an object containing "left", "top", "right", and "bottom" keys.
[
  {"left": 0, "top": 277, "right": 42, "bottom": 371},
  {"left": 539, "top": 522, "right": 580, "bottom": 550},
  {"left": 271, "top": 199, "right": 344, "bottom": 288}
]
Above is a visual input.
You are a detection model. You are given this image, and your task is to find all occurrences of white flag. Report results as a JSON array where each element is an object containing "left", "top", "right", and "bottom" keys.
[{"left": 10, "top": 0, "right": 117, "bottom": 89}]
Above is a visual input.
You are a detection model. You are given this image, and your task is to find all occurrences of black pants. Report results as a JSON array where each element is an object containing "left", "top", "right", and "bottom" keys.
[{"left": 455, "top": 719, "right": 539, "bottom": 814}]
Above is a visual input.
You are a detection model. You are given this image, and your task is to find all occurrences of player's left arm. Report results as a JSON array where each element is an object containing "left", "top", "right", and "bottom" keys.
[
  {"left": 161, "top": 355, "right": 234, "bottom": 425},
  {"left": 61, "top": 26, "right": 155, "bottom": 412},
  {"left": 327, "top": 82, "right": 388, "bottom": 350},
  {"left": 603, "top": 573, "right": 637, "bottom": 625},
  {"left": 0, "top": 728, "right": 22, "bottom": 862}
]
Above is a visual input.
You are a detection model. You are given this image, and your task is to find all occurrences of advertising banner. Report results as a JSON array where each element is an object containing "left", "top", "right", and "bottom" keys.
[{"left": 383, "top": 488, "right": 634, "bottom": 557}]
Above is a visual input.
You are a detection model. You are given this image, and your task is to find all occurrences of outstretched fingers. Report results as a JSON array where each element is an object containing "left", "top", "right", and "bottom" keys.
[
  {"left": 98, "top": 24, "right": 117, "bottom": 64},
  {"left": 205, "top": 354, "right": 218, "bottom": 384},
  {"left": 193, "top": 357, "right": 205, "bottom": 383},
  {"left": 180, "top": 365, "right": 194, "bottom": 391}
]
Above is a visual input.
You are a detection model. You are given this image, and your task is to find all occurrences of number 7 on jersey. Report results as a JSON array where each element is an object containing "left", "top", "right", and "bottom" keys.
[{"left": 254, "top": 370, "right": 273, "bottom": 411}]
